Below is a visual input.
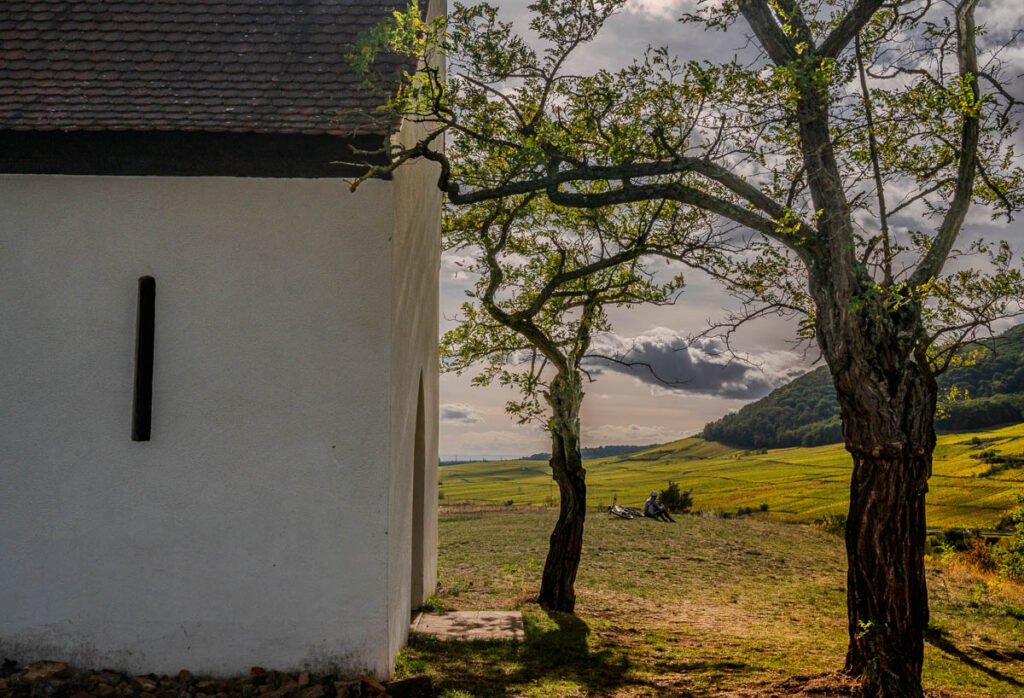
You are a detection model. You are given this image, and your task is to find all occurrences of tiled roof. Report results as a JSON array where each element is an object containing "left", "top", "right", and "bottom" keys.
[{"left": 0, "top": 1, "right": 414, "bottom": 135}]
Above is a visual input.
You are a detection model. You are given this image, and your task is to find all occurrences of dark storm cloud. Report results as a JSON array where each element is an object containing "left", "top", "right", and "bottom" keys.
[
  {"left": 586, "top": 328, "right": 806, "bottom": 399},
  {"left": 440, "top": 403, "right": 485, "bottom": 424}
]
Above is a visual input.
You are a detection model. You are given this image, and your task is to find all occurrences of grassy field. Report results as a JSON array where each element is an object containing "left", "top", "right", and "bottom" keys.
[
  {"left": 398, "top": 509, "right": 1024, "bottom": 696},
  {"left": 438, "top": 423, "right": 1024, "bottom": 528}
]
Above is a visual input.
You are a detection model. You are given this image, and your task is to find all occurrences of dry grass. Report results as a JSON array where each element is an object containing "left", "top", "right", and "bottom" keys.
[{"left": 396, "top": 509, "right": 1024, "bottom": 697}]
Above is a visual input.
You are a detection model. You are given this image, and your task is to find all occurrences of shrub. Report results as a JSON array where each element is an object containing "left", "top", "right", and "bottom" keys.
[
  {"left": 997, "top": 495, "right": 1024, "bottom": 582},
  {"left": 759, "top": 503, "right": 770, "bottom": 512},
  {"left": 660, "top": 481, "right": 693, "bottom": 513},
  {"left": 976, "top": 452, "right": 1024, "bottom": 478},
  {"left": 812, "top": 513, "right": 847, "bottom": 537},
  {"left": 960, "top": 535, "right": 997, "bottom": 572},
  {"left": 933, "top": 527, "right": 969, "bottom": 551},
  {"left": 416, "top": 595, "right": 446, "bottom": 613}
]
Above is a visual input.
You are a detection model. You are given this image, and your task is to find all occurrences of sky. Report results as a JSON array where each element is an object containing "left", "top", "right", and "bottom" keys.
[{"left": 438, "top": 0, "right": 1024, "bottom": 460}]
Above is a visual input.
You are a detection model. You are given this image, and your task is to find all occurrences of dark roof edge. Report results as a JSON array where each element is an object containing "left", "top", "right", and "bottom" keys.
[{"left": 0, "top": 130, "right": 389, "bottom": 178}]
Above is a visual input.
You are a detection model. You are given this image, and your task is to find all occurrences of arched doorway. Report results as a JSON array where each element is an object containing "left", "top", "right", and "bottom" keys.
[{"left": 410, "top": 371, "right": 427, "bottom": 605}]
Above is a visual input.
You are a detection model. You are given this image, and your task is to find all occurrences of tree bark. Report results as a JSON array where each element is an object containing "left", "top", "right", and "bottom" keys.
[
  {"left": 843, "top": 448, "right": 931, "bottom": 697},
  {"left": 538, "top": 369, "right": 587, "bottom": 613},
  {"left": 820, "top": 298, "right": 937, "bottom": 698}
]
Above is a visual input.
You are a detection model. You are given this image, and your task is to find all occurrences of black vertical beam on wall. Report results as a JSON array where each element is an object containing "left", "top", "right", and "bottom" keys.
[{"left": 132, "top": 276, "right": 156, "bottom": 441}]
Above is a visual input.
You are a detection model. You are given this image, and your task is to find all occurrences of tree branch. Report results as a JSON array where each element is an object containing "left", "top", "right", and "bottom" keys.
[
  {"left": 775, "top": 0, "right": 816, "bottom": 51},
  {"left": 855, "top": 31, "right": 893, "bottom": 286},
  {"left": 911, "top": 0, "right": 980, "bottom": 286},
  {"left": 818, "top": 0, "right": 887, "bottom": 58},
  {"left": 738, "top": 0, "right": 798, "bottom": 65},
  {"left": 544, "top": 180, "right": 807, "bottom": 251}
]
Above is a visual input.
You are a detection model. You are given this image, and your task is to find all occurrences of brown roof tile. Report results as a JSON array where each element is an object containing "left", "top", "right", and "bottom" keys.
[{"left": 0, "top": 0, "right": 415, "bottom": 135}]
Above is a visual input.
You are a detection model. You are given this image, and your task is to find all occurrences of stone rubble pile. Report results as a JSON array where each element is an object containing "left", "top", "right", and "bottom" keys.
[{"left": 0, "top": 661, "right": 432, "bottom": 698}]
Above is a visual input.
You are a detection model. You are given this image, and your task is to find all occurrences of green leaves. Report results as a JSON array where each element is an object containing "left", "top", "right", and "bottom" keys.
[
  {"left": 441, "top": 192, "right": 701, "bottom": 426},
  {"left": 350, "top": 0, "right": 1023, "bottom": 395}
]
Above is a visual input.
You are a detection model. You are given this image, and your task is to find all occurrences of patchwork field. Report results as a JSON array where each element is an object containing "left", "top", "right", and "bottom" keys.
[{"left": 439, "top": 423, "right": 1024, "bottom": 528}]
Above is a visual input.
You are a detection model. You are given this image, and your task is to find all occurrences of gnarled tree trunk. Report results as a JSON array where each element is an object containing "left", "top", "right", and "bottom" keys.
[
  {"left": 538, "top": 369, "right": 586, "bottom": 613},
  {"left": 821, "top": 298, "right": 937, "bottom": 698}
]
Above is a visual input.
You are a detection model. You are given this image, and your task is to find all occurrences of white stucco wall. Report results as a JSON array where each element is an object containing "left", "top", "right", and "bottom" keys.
[
  {"left": 385, "top": 136, "right": 442, "bottom": 663},
  {"left": 383, "top": 0, "right": 445, "bottom": 663},
  {"left": 0, "top": 175, "right": 399, "bottom": 676}
]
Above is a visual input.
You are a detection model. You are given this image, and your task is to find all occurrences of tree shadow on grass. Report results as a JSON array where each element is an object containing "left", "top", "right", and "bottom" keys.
[
  {"left": 926, "top": 627, "right": 1024, "bottom": 689},
  {"left": 405, "top": 608, "right": 752, "bottom": 696}
]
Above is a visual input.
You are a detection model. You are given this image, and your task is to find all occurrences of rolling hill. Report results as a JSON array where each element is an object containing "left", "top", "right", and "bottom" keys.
[
  {"left": 702, "top": 323, "right": 1024, "bottom": 449},
  {"left": 438, "top": 422, "right": 1024, "bottom": 528}
]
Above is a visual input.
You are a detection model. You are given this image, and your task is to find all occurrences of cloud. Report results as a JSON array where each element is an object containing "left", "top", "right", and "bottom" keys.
[
  {"left": 439, "top": 427, "right": 549, "bottom": 458},
  {"left": 581, "top": 422, "right": 684, "bottom": 444},
  {"left": 621, "top": 0, "right": 691, "bottom": 20},
  {"left": 586, "top": 327, "right": 806, "bottom": 399},
  {"left": 441, "top": 252, "right": 479, "bottom": 281},
  {"left": 440, "top": 403, "right": 485, "bottom": 424},
  {"left": 983, "top": 0, "right": 1024, "bottom": 36}
]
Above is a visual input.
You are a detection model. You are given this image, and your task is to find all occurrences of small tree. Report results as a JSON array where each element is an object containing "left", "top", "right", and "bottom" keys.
[
  {"left": 660, "top": 481, "right": 693, "bottom": 514},
  {"left": 442, "top": 194, "right": 718, "bottom": 611}
]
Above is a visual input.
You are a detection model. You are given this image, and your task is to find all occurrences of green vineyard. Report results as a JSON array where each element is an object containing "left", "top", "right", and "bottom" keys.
[{"left": 439, "top": 423, "right": 1024, "bottom": 528}]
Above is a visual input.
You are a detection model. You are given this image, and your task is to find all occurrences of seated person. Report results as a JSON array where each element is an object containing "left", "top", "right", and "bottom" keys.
[{"left": 644, "top": 490, "right": 675, "bottom": 522}]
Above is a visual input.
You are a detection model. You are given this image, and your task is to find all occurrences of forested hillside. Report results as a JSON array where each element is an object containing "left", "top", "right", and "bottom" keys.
[
  {"left": 702, "top": 324, "right": 1024, "bottom": 449},
  {"left": 522, "top": 443, "right": 654, "bottom": 461}
]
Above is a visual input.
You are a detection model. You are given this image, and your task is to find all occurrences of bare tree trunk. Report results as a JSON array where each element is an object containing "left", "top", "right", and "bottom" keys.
[
  {"left": 824, "top": 308, "right": 936, "bottom": 698},
  {"left": 538, "top": 370, "right": 586, "bottom": 613},
  {"left": 843, "top": 449, "right": 930, "bottom": 697}
]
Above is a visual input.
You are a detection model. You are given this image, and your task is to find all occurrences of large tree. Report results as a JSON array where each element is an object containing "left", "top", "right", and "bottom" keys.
[
  {"left": 442, "top": 194, "right": 717, "bottom": 611},
  {"left": 350, "top": 0, "right": 1023, "bottom": 693}
]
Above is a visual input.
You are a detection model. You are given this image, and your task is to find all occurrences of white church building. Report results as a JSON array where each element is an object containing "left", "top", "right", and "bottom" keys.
[{"left": 0, "top": 0, "right": 441, "bottom": 678}]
